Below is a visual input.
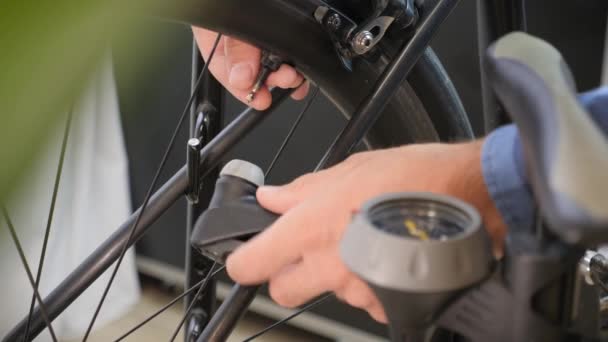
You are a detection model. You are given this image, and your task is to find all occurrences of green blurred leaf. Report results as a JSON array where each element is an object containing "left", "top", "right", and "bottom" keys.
[{"left": 0, "top": 0, "right": 147, "bottom": 201}]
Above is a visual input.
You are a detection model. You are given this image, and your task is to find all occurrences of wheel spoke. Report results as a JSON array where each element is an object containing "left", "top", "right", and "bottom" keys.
[
  {"left": 242, "top": 293, "right": 333, "bottom": 342},
  {"left": 81, "top": 33, "right": 224, "bottom": 341},
  {"left": 265, "top": 85, "right": 319, "bottom": 178},
  {"left": 113, "top": 266, "right": 225, "bottom": 342},
  {"left": 23, "top": 107, "right": 73, "bottom": 342},
  {"left": 238, "top": 85, "right": 324, "bottom": 340},
  {"left": 1, "top": 206, "right": 58, "bottom": 342},
  {"left": 168, "top": 261, "right": 218, "bottom": 342}
]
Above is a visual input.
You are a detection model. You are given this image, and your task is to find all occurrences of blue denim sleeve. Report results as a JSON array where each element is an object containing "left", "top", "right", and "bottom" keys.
[{"left": 481, "top": 86, "right": 608, "bottom": 231}]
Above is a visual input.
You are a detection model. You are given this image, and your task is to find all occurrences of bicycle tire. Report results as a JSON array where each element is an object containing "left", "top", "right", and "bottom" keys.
[
  {"left": 162, "top": 0, "right": 473, "bottom": 145},
  {"left": 6, "top": 0, "right": 472, "bottom": 340}
]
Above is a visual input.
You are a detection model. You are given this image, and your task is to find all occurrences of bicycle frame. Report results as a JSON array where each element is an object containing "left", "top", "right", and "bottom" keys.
[
  {"left": 183, "top": 46, "right": 223, "bottom": 341},
  {"left": 5, "top": 0, "right": 539, "bottom": 340}
]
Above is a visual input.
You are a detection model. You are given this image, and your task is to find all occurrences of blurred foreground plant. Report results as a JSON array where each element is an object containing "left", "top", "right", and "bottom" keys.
[{"left": 0, "top": 0, "right": 153, "bottom": 202}]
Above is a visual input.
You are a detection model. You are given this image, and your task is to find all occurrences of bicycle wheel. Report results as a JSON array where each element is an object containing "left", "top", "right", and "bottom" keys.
[
  {"left": 163, "top": 0, "right": 473, "bottom": 145},
  {"left": 5, "top": 0, "right": 472, "bottom": 340}
]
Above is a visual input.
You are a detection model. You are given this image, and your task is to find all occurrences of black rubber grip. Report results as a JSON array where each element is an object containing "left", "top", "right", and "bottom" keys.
[{"left": 485, "top": 32, "right": 608, "bottom": 245}]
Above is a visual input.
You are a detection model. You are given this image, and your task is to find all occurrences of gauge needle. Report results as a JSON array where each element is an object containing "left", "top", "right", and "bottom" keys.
[{"left": 405, "top": 219, "right": 429, "bottom": 241}]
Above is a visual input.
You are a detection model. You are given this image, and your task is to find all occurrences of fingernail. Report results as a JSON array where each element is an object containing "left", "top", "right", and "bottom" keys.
[
  {"left": 229, "top": 63, "right": 253, "bottom": 88},
  {"left": 257, "top": 186, "right": 282, "bottom": 197},
  {"left": 258, "top": 185, "right": 279, "bottom": 192}
]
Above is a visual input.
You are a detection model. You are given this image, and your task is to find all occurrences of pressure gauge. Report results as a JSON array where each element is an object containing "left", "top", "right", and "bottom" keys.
[
  {"left": 369, "top": 198, "right": 472, "bottom": 242},
  {"left": 341, "top": 192, "right": 493, "bottom": 293},
  {"left": 341, "top": 193, "right": 494, "bottom": 341}
]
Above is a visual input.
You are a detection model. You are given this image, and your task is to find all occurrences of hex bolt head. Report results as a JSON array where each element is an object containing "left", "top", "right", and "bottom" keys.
[
  {"left": 327, "top": 14, "right": 341, "bottom": 30},
  {"left": 352, "top": 31, "right": 375, "bottom": 54}
]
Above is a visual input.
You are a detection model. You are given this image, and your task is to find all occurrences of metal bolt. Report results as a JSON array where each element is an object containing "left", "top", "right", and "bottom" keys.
[
  {"left": 327, "top": 14, "right": 341, "bottom": 30},
  {"left": 352, "top": 31, "right": 375, "bottom": 54},
  {"left": 580, "top": 251, "right": 596, "bottom": 285}
]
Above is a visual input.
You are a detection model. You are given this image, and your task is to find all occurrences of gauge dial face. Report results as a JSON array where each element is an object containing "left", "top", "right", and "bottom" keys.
[{"left": 371, "top": 205, "right": 469, "bottom": 241}]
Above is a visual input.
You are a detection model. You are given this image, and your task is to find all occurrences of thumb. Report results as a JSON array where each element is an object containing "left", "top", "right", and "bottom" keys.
[{"left": 223, "top": 37, "right": 261, "bottom": 90}]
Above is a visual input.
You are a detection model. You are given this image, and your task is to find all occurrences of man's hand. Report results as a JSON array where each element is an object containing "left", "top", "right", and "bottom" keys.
[
  {"left": 226, "top": 142, "right": 506, "bottom": 323},
  {"left": 192, "top": 27, "right": 309, "bottom": 111}
]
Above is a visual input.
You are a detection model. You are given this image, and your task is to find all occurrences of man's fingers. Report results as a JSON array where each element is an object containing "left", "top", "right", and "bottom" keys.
[
  {"left": 192, "top": 27, "right": 272, "bottom": 110},
  {"left": 268, "top": 250, "right": 353, "bottom": 308},
  {"left": 335, "top": 279, "right": 377, "bottom": 310},
  {"left": 268, "top": 256, "right": 388, "bottom": 324},
  {"left": 226, "top": 214, "right": 306, "bottom": 284},
  {"left": 267, "top": 65, "right": 303, "bottom": 89},
  {"left": 256, "top": 186, "right": 299, "bottom": 214},
  {"left": 266, "top": 65, "right": 309, "bottom": 100},
  {"left": 192, "top": 28, "right": 229, "bottom": 84},
  {"left": 193, "top": 29, "right": 309, "bottom": 108},
  {"left": 334, "top": 279, "right": 388, "bottom": 324},
  {"left": 226, "top": 200, "right": 329, "bottom": 284},
  {"left": 257, "top": 174, "right": 330, "bottom": 213},
  {"left": 267, "top": 260, "right": 327, "bottom": 308},
  {"left": 224, "top": 37, "right": 261, "bottom": 91},
  {"left": 192, "top": 27, "right": 225, "bottom": 60},
  {"left": 368, "top": 305, "right": 388, "bottom": 324},
  {"left": 291, "top": 81, "right": 310, "bottom": 101},
  {"left": 257, "top": 160, "right": 363, "bottom": 214}
]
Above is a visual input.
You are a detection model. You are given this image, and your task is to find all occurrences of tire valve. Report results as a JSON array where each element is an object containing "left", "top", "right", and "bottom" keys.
[
  {"left": 247, "top": 50, "right": 284, "bottom": 103},
  {"left": 246, "top": 68, "right": 272, "bottom": 103}
]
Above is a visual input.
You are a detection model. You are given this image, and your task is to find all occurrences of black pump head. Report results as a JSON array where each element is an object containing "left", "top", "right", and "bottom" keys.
[{"left": 191, "top": 160, "right": 278, "bottom": 263}]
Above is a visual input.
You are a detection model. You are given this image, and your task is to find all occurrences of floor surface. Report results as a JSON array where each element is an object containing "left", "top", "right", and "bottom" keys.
[{"left": 65, "top": 284, "right": 328, "bottom": 342}]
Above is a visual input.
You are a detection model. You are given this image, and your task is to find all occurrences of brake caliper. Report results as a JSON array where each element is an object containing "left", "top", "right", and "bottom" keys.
[{"left": 315, "top": 0, "right": 419, "bottom": 69}]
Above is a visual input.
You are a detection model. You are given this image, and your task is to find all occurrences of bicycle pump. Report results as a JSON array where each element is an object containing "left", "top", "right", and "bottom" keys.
[{"left": 340, "top": 193, "right": 494, "bottom": 341}]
